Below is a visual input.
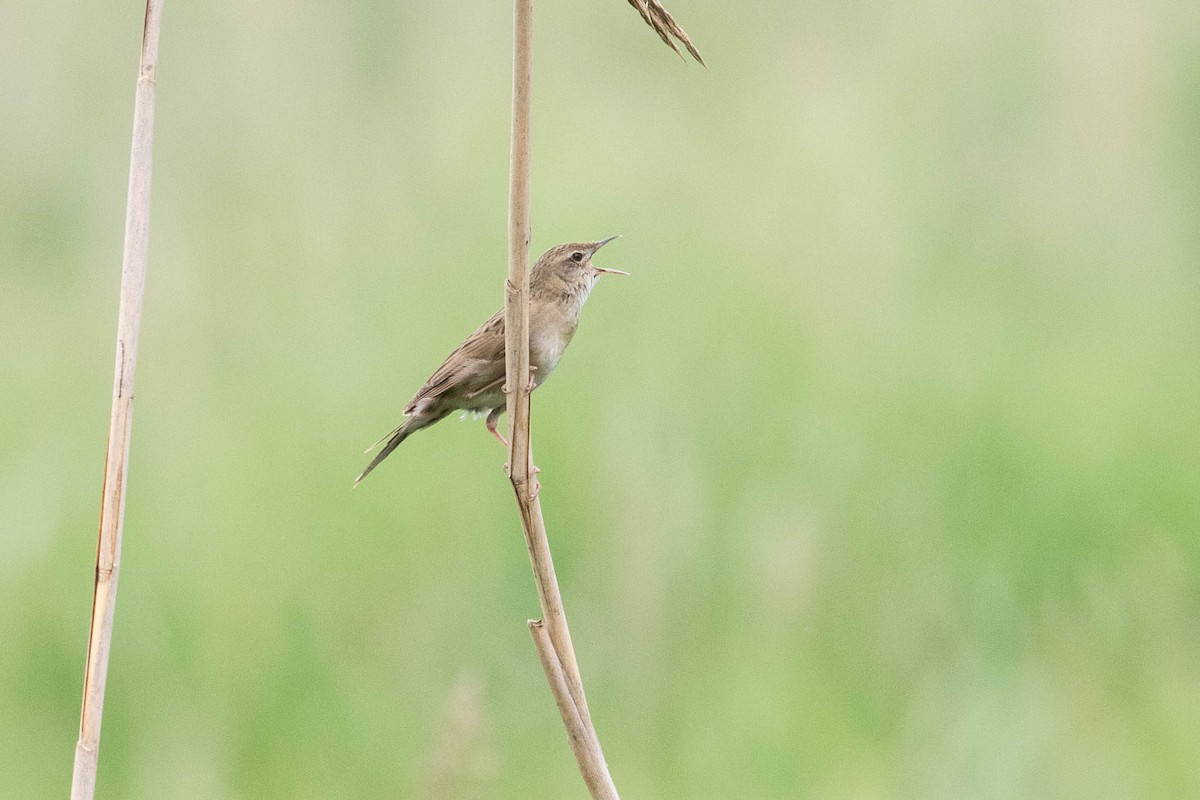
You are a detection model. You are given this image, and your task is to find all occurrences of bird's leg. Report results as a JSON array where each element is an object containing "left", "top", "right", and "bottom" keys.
[
  {"left": 486, "top": 407, "right": 508, "bottom": 447},
  {"left": 526, "top": 365, "right": 538, "bottom": 392}
]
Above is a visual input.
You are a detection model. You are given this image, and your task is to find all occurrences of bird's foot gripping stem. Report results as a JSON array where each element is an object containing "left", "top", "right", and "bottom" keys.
[{"left": 500, "top": 458, "right": 540, "bottom": 498}]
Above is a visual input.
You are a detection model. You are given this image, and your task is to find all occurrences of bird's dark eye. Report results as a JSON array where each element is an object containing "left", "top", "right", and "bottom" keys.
[{"left": 570, "top": 251, "right": 584, "bottom": 263}]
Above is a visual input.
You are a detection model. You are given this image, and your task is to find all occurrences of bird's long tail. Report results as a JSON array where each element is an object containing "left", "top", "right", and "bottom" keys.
[{"left": 354, "top": 417, "right": 420, "bottom": 486}]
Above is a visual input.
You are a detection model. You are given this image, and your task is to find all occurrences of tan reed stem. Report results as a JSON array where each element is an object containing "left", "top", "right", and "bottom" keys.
[
  {"left": 69, "top": 3, "right": 163, "bottom": 798},
  {"left": 503, "top": 0, "right": 618, "bottom": 796},
  {"left": 530, "top": 621, "right": 620, "bottom": 798}
]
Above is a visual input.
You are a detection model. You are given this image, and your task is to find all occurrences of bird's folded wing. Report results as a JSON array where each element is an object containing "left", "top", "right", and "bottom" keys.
[{"left": 404, "top": 309, "right": 506, "bottom": 414}]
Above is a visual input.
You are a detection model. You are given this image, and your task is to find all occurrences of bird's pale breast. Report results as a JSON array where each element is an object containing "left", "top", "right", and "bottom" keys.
[
  {"left": 530, "top": 300, "right": 580, "bottom": 386},
  {"left": 531, "top": 328, "right": 569, "bottom": 384}
]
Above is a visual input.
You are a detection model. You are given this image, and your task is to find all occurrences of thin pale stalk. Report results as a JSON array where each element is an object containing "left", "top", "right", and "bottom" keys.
[
  {"left": 503, "top": 0, "right": 617, "bottom": 796},
  {"left": 70, "top": 3, "right": 163, "bottom": 798},
  {"left": 530, "top": 622, "right": 619, "bottom": 799},
  {"left": 504, "top": 0, "right": 533, "bottom": 479}
]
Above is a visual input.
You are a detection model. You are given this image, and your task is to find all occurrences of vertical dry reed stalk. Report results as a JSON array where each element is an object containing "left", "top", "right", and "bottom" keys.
[
  {"left": 70, "top": 2, "right": 163, "bottom": 798},
  {"left": 504, "top": 0, "right": 618, "bottom": 796}
]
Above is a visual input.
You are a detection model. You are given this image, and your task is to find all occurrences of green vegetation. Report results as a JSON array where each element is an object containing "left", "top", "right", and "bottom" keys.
[{"left": 2, "top": 2, "right": 1198, "bottom": 797}]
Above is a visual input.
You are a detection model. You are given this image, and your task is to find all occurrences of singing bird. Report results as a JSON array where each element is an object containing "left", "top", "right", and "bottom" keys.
[{"left": 355, "top": 237, "right": 627, "bottom": 485}]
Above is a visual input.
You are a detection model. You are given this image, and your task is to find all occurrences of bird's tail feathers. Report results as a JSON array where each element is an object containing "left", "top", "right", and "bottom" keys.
[
  {"left": 354, "top": 418, "right": 417, "bottom": 486},
  {"left": 364, "top": 419, "right": 407, "bottom": 454}
]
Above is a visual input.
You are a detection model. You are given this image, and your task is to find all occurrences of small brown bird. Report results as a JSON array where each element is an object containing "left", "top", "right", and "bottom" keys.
[{"left": 355, "top": 237, "right": 627, "bottom": 485}]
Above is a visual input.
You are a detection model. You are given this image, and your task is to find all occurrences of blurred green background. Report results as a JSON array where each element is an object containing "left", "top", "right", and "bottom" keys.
[{"left": 3, "top": 0, "right": 1199, "bottom": 797}]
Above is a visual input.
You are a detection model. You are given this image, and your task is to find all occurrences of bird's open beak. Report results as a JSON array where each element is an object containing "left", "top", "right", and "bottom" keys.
[{"left": 591, "top": 236, "right": 628, "bottom": 275}]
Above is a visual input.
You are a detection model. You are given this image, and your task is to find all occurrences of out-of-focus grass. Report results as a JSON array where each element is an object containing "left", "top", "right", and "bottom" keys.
[{"left": 2, "top": 1, "right": 1199, "bottom": 798}]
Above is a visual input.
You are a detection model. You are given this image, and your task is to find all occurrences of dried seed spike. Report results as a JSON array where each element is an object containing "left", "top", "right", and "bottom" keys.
[
  {"left": 647, "top": 5, "right": 690, "bottom": 63},
  {"left": 627, "top": 0, "right": 654, "bottom": 27},
  {"left": 627, "top": 0, "right": 680, "bottom": 57},
  {"left": 625, "top": 0, "right": 704, "bottom": 65},
  {"left": 650, "top": 2, "right": 706, "bottom": 65}
]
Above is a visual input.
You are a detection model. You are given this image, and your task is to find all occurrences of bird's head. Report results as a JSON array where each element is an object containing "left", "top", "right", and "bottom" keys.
[{"left": 530, "top": 236, "right": 628, "bottom": 291}]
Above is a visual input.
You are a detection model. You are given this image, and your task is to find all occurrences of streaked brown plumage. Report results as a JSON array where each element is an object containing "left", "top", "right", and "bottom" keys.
[{"left": 355, "top": 238, "right": 626, "bottom": 485}]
